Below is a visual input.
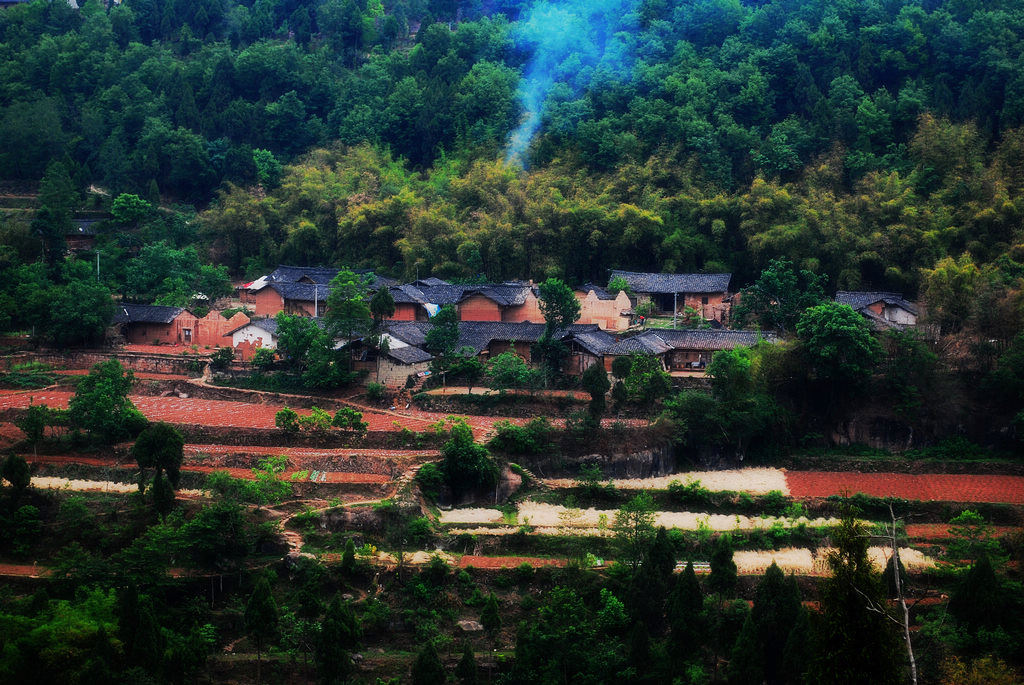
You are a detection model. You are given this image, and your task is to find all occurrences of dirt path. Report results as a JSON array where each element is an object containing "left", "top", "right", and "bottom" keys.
[
  {"left": 457, "top": 555, "right": 567, "bottom": 569},
  {"left": 904, "top": 524, "right": 1019, "bottom": 540},
  {"left": 786, "top": 471, "right": 1024, "bottom": 504}
]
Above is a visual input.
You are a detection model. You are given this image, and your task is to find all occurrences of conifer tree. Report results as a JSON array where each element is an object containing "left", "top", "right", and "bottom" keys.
[
  {"left": 456, "top": 643, "right": 478, "bottom": 685},
  {"left": 708, "top": 535, "right": 738, "bottom": 596},
  {"left": 411, "top": 641, "right": 446, "bottom": 685},
  {"left": 245, "top": 576, "right": 279, "bottom": 685}
]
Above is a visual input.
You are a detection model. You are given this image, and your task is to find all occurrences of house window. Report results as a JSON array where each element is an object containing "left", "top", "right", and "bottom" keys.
[
  {"left": 701, "top": 296, "right": 709, "bottom": 305},
  {"left": 183, "top": 328, "right": 192, "bottom": 343}
]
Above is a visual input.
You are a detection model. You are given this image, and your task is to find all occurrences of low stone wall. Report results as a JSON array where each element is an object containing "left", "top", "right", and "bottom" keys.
[{"left": 14, "top": 350, "right": 203, "bottom": 376}]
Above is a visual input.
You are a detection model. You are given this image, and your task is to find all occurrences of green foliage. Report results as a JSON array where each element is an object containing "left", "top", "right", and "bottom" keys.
[
  {"left": 808, "top": 509, "right": 902, "bottom": 685},
  {"left": 796, "top": 302, "right": 881, "bottom": 392},
  {"left": 607, "top": 276, "right": 630, "bottom": 295},
  {"left": 613, "top": 492, "right": 656, "bottom": 572},
  {"left": 440, "top": 419, "right": 497, "bottom": 498},
  {"left": 480, "top": 592, "right": 501, "bottom": 639},
  {"left": 68, "top": 359, "right": 148, "bottom": 443},
  {"left": 209, "top": 346, "right": 234, "bottom": 371},
  {"left": 252, "top": 149, "right": 282, "bottom": 189},
  {"left": 365, "top": 382, "right": 386, "bottom": 402},
  {"left": 538, "top": 277, "right": 581, "bottom": 335},
  {"left": 247, "top": 455, "right": 293, "bottom": 507},
  {"left": 487, "top": 351, "right": 539, "bottom": 391},
  {"left": 415, "top": 462, "right": 444, "bottom": 501},
  {"left": 410, "top": 641, "right": 445, "bottom": 685},
  {"left": 245, "top": 576, "right": 279, "bottom": 678},
  {"left": 131, "top": 422, "right": 185, "bottom": 504},
  {"left": 425, "top": 304, "right": 461, "bottom": 376},
  {"left": 486, "top": 417, "right": 553, "bottom": 455},
  {"left": 622, "top": 353, "right": 671, "bottom": 406},
  {"left": 251, "top": 347, "right": 276, "bottom": 372},
  {"left": 110, "top": 193, "right": 152, "bottom": 226},
  {"left": 275, "top": 406, "right": 300, "bottom": 434},
  {"left": 325, "top": 268, "right": 371, "bottom": 342},
  {"left": 708, "top": 535, "right": 738, "bottom": 597},
  {"left": 732, "top": 258, "right": 827, "bottom": 333},
  {"left": 580, "top": 362, "right": 610, "bottom": 419},
  {"left": 298, "top": 406, "right": 333, "bottom": 431},
  {"left": 333, "top": 406, "right": 368, "bottom": 433}
]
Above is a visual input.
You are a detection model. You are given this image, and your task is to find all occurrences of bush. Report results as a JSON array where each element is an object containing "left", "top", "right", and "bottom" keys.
[
  {"left": 365, "top": 382, "right": 385, "bottom": 402},
  {"left": 487, "top": 417, "right": 554, "bottom": 454},
  {"left": 333, "top": 406, "right": 368, "bottom": 433},
  {"left": 416, "top": 463, "right": 444, "bottom": 500},
  {"left": 251, "top": 347, "right": 276, "bottom": 372},
  {"left": 298, "top": 406, "right": 333, "bottom": 431},
  {"left": 210, "top": 346, "right": 234, "bottom": 370},
  {"left": 275, "top": 406, "right": 300, "bottom": 433},
  {"left": 667, "top": 478, "right": 713, "bottom": 508}
]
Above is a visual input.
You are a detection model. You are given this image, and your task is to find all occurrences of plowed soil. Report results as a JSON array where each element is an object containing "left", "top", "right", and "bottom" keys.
[
  {"left": 457, "top": 555, "right": 566, "bottom": 569},
  {"left": 786, "top": 471, "right": 1024, "bottom": 504},
  {"left": 904, "top": 524, "right": 1019, "bottom": 540}
]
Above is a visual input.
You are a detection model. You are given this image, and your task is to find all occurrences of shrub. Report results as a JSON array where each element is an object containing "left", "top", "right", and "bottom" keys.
[
  {"left": 333, "top": 406, "right": 368, "bottom": 433},
  {"left": 487, "top": 417, "right": 554, "bottom": 454},
  {"left": 365, "top": 382, "right": 385, "bottom": 402},
  {"left": 667, "top": 478, "right": 713, "bottom": 508},
  {"left": 416, "top": 462, "right": 444, "bottom": 500},
  {"left": 210, "top": 346, "right": 234, "bottom": 370},
  {"left": 298, "top": 406, "right": 333, "bottom": 431},
  {"left": 275, "top": 406, "right": 300, "bottom": 433},
  {"left": 251, "top": 347, "right": 276, "bottom": 372}
]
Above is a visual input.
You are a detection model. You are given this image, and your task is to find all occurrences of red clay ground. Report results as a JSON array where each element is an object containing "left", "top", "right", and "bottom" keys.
[
  {"left": 0, "top": 391, "right": 647, "bottom": 437},
  {"left": 52, "top": 369, "right": 193, "bottom": 381},
  {"left": 457, "top": 555, "right": 567, "bottom": 569},
  {"left": 786, "top": 471, "right": 1024, "bottom": 504},
  {"left": 904, "top": 524, "right": 1019, "bottom": 540},
  {"left": 22, "top": 453, "right": 393, "bottom": 484}
]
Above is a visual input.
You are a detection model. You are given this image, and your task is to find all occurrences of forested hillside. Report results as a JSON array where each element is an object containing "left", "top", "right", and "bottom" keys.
[{"left": 3, "top": 0, "right": 1024, "bottom": 294}]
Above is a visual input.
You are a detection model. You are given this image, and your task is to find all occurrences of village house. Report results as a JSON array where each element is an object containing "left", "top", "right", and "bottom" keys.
[
  {"left": 609, "top": 270, "right": 732, "bottom": 323},
  {"left": 112, "top": 304, "right": 197, "bottom": 345},
  {"left": 384, "top": 281, "right": 545, "bottom": 323},
  {"left": 574, "top": 283, "right": 634, "bottom": 331},
  {"left": 225, "top": 318, "right": 280, "bottom": 360},
  {"left": 600, "top": 328, "right": 776, "bottom": 374},
  {"left": 113, "top": 304, "right": 249, "bottom": 347},
  {"left": 241, "top": 265, "right": 397, "bottom": 318},
  {"left": 835, "top": 291, "right": 919, "bottom": 330}
]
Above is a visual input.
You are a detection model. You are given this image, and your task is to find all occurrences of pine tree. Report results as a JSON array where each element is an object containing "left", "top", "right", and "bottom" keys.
[
  {"left": 480, "top": 592, "right": 501, "bottom": 641},
  {"left": 317, "top": 594, "right": 360, "bottom": 684},
  {"left": 245, "top": 576, "right": 279, "bottom": 685},
  {"left": 708, "top": 535, "right": 737, "bottom": 596},
  {"left": 808, "top": 511, "right": 902, "bottom": 685},
  {"left": 728, "top": 613, "right": 763, "bottom": 684},
  {"left": 456, "top": 643, "right": 477, "bottom": 685},
  {"left": 667, "top": 561, "right": 705, "bottom": 658},
  {"left": 411, "top": 641, "right": 446, "bottom": 685}
]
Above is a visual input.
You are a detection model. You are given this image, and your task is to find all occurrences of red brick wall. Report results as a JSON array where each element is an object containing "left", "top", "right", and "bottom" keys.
[
  {"left": 683, "top": 292, "right": 729, "bottom": 322},
  {"left": 251, "top": 288, "right": 284, "bottom": 318},
  {"left": 390, "top": 303, "right": 418, "bottom": 321},
  {"left": 459, "top": 295, "right": 501, "bottom": 322},
  {"left": 502, "top": 291, "right": 544, "bottom": 323},
  {"left": 193, "top": 311, "right": 250, "bottom": 348},
  {"left": 125, "top": 311, "right": 200, "bottom": 345}
]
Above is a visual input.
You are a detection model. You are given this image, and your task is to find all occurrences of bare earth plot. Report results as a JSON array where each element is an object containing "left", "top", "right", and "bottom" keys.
[{"left": 785, "top": 471, "right": 1024, "bottom": 504}]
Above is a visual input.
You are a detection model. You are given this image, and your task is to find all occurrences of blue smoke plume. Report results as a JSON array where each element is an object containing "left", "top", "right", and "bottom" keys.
[{"left": 504, "top": 0, "right": 637, "bottom": 168}]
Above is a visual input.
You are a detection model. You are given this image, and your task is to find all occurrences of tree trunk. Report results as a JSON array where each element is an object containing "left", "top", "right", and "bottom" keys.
[{"left": 889, "top": 505, "right": 917, "bottom": 685}]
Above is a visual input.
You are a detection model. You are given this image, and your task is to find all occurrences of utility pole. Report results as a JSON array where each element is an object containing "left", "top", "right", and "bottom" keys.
[
  {"left": 673, "top": 291, "right": 678, "bottom": 329},
  {"left": 96, "top": 250, "right": 100, "bottom": 281}
]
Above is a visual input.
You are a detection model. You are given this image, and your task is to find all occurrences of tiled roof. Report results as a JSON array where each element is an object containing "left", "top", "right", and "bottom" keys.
[
  {"left": 835, "top": 291, "right": 918, "bottom": 316},
  {"left": 414, "top": 277, "right": 449, "bottom": 286},
  {"left": 388, "top": 282, "right": 535, "bottom": 308},
  {"left": 383, "top": 321, "right": 602, "bottom": 355},
  {"left": 609, "top": 270, "right": 731, "bottom": 294},
  {"left": 268, "top": 265, "right": 339, "bottom": 285},
  {"left": 225, "top": 317, "right": 279, "bottom": 337},
  {"left": 604, "top": 333, "right": 674, "bottom": 356},
  {"left": 577, "top": 283, "right": 616, "bottom": 300},
  {"left": 653, "top": 328, "right": 777, "bottom": 350},
  {"left": 571, "top": 330, "right": 618, "bottom": 355},
  {"left": 387, "top": 346, "right": 434, "bottom": 364},
  {"left": 112, "top": 304, "right": 185, "bottom": 325},
  {"left": 270, "top": 282, "right": 332, "bottom": 303}
]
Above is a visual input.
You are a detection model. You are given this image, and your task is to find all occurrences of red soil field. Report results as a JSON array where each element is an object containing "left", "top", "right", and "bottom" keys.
[
  {"left": 0, "top": 391, "right": 646, "bottom": 437},
  {"left": 457, "top": 555, "right": 567, "bottom": 569},
  {"left": 904, "top": 524, "right": 1019, "bottom": 540},
  {"left": 786, "top": 471, "right": 1024, "bottom": 504}
]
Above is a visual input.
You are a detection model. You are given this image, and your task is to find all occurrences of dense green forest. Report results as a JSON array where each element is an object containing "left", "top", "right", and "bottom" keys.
[{"left": 3, "top": 0, "right": 1024, "bottom": 294}]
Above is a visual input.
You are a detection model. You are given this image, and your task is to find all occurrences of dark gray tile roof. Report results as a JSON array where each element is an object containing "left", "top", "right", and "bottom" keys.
[
  {"left": 604, "top": 332, "right": 674, "bottom": 356},
  {"left": 112, "top": 304, "right": 185, "bottom": 325},
  {"left": 653, "top": 328, "right": 777, "bottom": 350},
  {"left": 414, "top": 277, "right": 449, "bottom": 286},
  {"left": 609, "top": 270, "right": 731, "bottom": 294},
  {"left": 577, "top": 283, "right": 616, "bottom": 300},
  {"left": 571, "top": 330, "right": 618, "bottom": 355},
  {"left": 225, "top": 317, "right": 279, "bottom": 337},
  {"left": 835, "top": 291, "right": 918, "bottom": 316},
  {"left": 387, "top": 346, "right": 434, "bottom": 364},
  {"left": 269, "top": 265, "right": 339, "bottom": 285},
  {"left": 389, "top": 281, "right": 535, "bottom": 308},
  {"left": 383, "top": 321, "right": 602, "bottom": 355},
  {"left": 270, "top": 282, "right": 332, "bottom": 303}
]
